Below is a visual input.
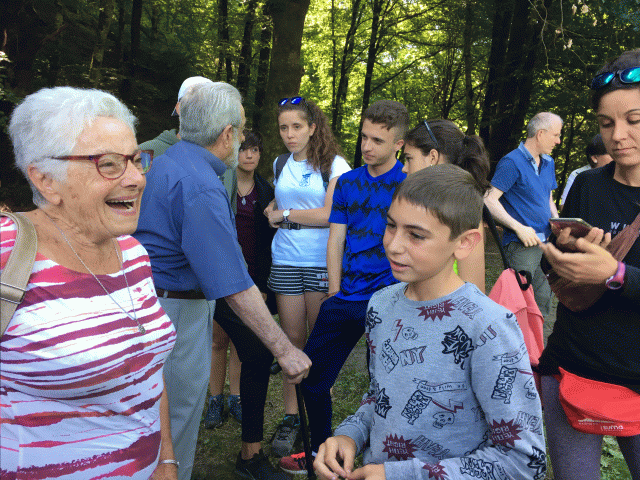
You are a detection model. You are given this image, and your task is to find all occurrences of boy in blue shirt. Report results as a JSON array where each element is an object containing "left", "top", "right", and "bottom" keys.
[
  {"left": 314, "top": 165, "right": 546, "bottom": 480},
  {"left": 279, "top": 100, "right": 409, "bottom": 473}
]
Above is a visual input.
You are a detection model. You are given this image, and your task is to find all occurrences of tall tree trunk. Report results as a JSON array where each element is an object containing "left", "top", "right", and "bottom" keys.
[
  {"left": 261, "top": 0, "right": 311, "bottom": 160},
  {"left": 354, "top": 0, "right": 383, "bottom": 168},
  {"left": 121, "top": 0, "right": 142, "bottom": 102},
  {"left": 217, "top": 0, "right": 233, "bottom": 82},
  {"left": 150, "top": 1, "right": 159, "bottom": 44},
  {"left": 252, "top": 16, "right": 272, "bottom": 133},
  {"left": 333, "top": 0, "right": 362, "bottom": 135},
  {"left": 237, "top": 0, "right": 259, "bottom": 97},
  {"left": 114, "top": 0, "right": 126, "bottom": 69},
  {"left": 463, "top": 0, "right": 476, "bottom": 135},
  {"left": 479, "top": 0, "right": 552, "bottom": 169},
  {"left": 90, "top": 0, "right": 116, "bottom": 86}
]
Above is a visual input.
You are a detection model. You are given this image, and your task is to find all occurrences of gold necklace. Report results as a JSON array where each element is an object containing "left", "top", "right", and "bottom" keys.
[{"left": 45, "top": 215, "right": 145, "bottom": 334}]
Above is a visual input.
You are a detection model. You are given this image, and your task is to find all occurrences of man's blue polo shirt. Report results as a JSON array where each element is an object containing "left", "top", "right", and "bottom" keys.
[
  {"left": 490, "top": 142, "right": 558, "bottom": 246},
  {"left": 134, "top": 140, "right": 253, "bottom": 300}
]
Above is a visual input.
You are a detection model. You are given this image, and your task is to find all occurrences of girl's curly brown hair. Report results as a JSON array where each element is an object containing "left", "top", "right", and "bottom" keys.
[{"left": 278, "top": 98, "right": 343, "bottom": 174}]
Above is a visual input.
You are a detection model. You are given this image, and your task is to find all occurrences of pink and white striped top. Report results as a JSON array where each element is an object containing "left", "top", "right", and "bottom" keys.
[{"left": 0, "top": 217, "right": 176, "bottom": 480}]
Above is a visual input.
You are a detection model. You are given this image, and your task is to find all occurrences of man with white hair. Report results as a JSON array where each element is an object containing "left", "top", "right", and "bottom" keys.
[
  {"left": 135, "top": 82, "right": 309, "bottom": 480},
  {"left": 139, "top": 76, "right": 213, "bottom": 157},
  {"left": 484, "top": 112, "right": 562, "bottom": 318}
]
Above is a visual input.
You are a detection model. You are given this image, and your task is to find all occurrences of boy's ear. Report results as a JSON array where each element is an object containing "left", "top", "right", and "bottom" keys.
[{"left": 453, "top": 228, "right": 482, "bottom": 261}]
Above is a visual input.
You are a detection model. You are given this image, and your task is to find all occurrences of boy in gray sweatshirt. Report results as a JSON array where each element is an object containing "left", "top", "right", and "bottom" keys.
[{"left": 314, "top": 164, "right": 546, "bottom": 480}]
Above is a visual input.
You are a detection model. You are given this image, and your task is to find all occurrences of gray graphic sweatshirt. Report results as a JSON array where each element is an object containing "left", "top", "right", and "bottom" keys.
[{"left": 333, "top": 282, "right": 546, "bottom": 480}]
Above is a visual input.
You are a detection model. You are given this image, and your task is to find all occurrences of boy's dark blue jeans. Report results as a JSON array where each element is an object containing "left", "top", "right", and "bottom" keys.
[{"left": 300, "top": 295, "right": 370, "bottom": 452}]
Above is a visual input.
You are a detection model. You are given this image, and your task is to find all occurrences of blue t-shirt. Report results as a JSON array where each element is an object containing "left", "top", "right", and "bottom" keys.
[
  {"left": 490, "top": 142, "right": 558, "bottom": 245},
  {"left": 329, "top": 161, "right": 406, "bottom": 301},
  {"left": 134, "top": 140, "right": 254, "bottom": 300}
]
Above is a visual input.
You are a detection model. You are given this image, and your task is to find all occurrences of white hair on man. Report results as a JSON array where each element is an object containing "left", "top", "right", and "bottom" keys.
[
  {"left": 178, "top": 82, "right": 243, "bottom": 149},
  {"left": 526, "top": 112, "right": 563, "bottom": 138},
  {"left": 9, "top": 86, "right": 136, "bottom": 206}
]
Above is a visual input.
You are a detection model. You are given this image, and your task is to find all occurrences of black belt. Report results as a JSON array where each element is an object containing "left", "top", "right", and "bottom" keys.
[
  {"left": 279, "top": 222, "right": 328, "bottom": 230},
  {"left": 156, "top": 287, "right": 206, "bottom": 300}
]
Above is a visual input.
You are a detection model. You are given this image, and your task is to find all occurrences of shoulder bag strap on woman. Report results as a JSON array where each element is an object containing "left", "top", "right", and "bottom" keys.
[{"left": 1, "top": 212, "right": 38, "bottom": 336}]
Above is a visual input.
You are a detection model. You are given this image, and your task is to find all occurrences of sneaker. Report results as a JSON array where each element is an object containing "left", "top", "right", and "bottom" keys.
[
  {"left": 235, "top": 449, "right": 290, "bottom": 480},
  {"left": 270, "top": 415, "right": 300, "bottom": 457},
  {"left": 204, "top": 394, "right": 226, "bottom": 429},
  {"left": 228, "top": 394, "right": 242, "bottom": 423},
  {"left": 279, "top": 451, "right": 313, "bottom": 476}
]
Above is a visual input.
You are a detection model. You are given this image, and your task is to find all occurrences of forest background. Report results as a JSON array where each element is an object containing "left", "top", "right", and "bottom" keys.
[{"left": 1, "top": 0, "right": 640, "bottom": 209}]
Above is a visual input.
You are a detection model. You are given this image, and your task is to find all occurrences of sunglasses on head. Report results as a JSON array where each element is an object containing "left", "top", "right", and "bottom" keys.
[
  {"left": 278, "top": 96, "right": 314, "bottom": 121},
  {"left": 590, "top": 66, "right": 640, "bottom": 90}
]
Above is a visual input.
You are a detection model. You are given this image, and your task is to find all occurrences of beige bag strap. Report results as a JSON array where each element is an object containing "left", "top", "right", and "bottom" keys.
[{"left": 1, "top": 212, "right": 38, "bottom": 336}]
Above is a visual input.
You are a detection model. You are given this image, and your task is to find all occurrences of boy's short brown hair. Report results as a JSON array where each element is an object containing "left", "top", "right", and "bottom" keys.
[
  {"left": 363, "top": 100, "right": 410, "bottom": 140},
  {"left": 393, "top": 164, "right": 483, "bottom": 239}
]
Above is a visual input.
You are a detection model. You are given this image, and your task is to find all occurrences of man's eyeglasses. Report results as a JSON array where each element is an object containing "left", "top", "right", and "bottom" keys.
[
  {"left": 52, "top": 150, "right": 154, "bottom": 179},
  {"left": 590, "top": 66, "right": 640, "bottom": 90},
  {"left": 423, "top": 120, "right": 439, "bottom": 148}
]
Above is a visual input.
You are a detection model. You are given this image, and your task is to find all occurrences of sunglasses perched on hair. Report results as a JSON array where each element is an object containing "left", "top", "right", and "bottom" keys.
[
  {"left": 423, "top": 120, "right": 439, "bottom": 148},
  {"left": 279, "top": 96, "right": 314, "bottom": 121},
  {"left": 590, "top": 66, "right": 640, "bottom": 90},
  {"left": 52, "top": 150, "right": 154, "bottom": 179}
]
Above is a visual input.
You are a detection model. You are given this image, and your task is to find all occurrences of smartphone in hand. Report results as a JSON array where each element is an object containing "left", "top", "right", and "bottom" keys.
[{"left": 549, "top": 218, "right": 593, "bottom": 238}]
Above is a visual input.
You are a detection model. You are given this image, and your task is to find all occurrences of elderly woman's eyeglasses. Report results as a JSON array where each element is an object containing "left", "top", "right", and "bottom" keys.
[
  {"left": 52, "top": 150, "right": 154, "bottom": 179},
  {"left": 590, "top": 66, "right": 640, "bottom": 90}
]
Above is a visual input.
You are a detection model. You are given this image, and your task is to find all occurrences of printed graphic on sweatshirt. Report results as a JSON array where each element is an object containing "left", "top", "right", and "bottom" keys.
[
  {"left": 527, "top": 446, "right": 547, "bottom": 479},
  {"left": 451, "top": 295, "right": 482, "bottom": 320},
  {"left": 414, "top": 378, "right": 468, "bottom": 395},
  {"left": 523, "top": 375, "right": 538, "bottom": 399},
  {"left": 393, "top": 318, "right": 418, "bottom": 342},
  {"left": 490, "top": 419, "right": 523, "bottom": 453},
  {"left": 414, "top": 435, "right": 451, "bottom": 460},
  {"left": 423, "top": 462, "right": 449, "bottom": 479},
  {"left": 400, "top": 345, "right": 427, "bottom": 366},
  {"left": 459, "top": 457, "right": 508, "bottom": 480},
  {"left": 475, "top": 325, "right": 498, "bottom": 349},
  {"left": 365, "top": 332, "right": 376, "bottom": 354},
  {"left": 491, "top": 365, "right": 518, "bottom": 404},
  {"left": 432, "top": 411, "right": 456, "bottom": 429},
  {"left": 401, "top": 389, "right": 432, "bottom": 425},
  {"left": 365, "top": 307, "right": 383, "bottom": 332},
  {"left": 441, "top": 325, "right": 474, "bottom": 369},
  {"left": 418, "top": 299, "right": 455, "bottom": 321},
  {"left": 492, "top": 343, "right": 528, "bottom": 366},
  {"left": 375, "top": 387, "right": 392, "bottom": 418},
  {"left": 516, "top": 411, "right": 543, "bottom": 435},
  {"left": 380, "top": 339, "right": 399, "bottom": 373},
  {"left": 382, "top": 434, "right": 417, "bottom": 461}
]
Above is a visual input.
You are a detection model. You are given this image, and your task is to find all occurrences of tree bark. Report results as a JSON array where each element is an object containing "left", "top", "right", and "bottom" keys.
[
  {"left": 90, "top": 0, "right": 116, "bottom": 86},
  {"left": 463, "top": 0, "right": 476, "bottom": 135},
  {"left": 332, "top": 0, "right": 362, "bottom": 136},
  {"left": 479, "top": 0, "right": 552, "bottom": 169},
  {"left": 237, "top": 0, "right": 259, "bottom": 97},
  {"left": 252, "top": 15, "right": 273, "bottom": 133},
  {"left": 217, "top": 0, "right": 233, "bottom": 82},
  {"left": 354, "top": 0, "right": 384, "bottom": 168},
  {"left": 260, "top": 0, "right": 311, "bottom": 160}
]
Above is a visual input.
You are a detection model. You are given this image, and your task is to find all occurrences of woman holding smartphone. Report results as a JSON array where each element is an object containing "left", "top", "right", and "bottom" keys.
[{"left": 538, "top": 50, "right": 640, "bottom": 480}]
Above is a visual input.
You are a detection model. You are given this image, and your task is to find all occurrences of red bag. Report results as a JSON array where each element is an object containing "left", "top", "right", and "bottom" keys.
[{"left": 558, "top": 367, "right": 640, "bottom": 437}]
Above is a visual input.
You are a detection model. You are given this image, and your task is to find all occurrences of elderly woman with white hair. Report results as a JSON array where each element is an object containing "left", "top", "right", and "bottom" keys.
[{"left": 1, "top": 87, "right": 177, "bottom": 480}]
